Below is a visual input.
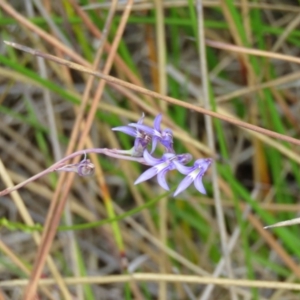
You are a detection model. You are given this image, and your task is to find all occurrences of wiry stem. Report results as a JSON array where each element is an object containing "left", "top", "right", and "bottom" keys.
[
  {"left": 0, "top": 148, "right": 146, "bottom": 197},
  {"left": 4, "top": 41, "right": 300, "bottom": 147}
]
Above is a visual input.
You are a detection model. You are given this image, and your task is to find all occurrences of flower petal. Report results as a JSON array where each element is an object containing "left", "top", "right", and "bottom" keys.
[
  {"left": 132, "top": 139, "right": 144, "bottom": 157},
  {"left": 173, "top": 160, "right": 195, "bottom": 175},
  {"left": 194, "top": 158, "right": 212, "bottom": 172},
  {"left": 150, "top": 137, "right": 159, "bottom": 153},
  {"left": 175, "top": 153, "right": 193, "bottom": 165},
  {"left": 153, "top": 114, "right": 162, "bottom": 131},
  {"left": 194, "top": 175, "right": 206, "bottom": 194},
  {"left": 143, "top": 149, "right": 162, "bottom": 165},
  {"left": 161, "top": 128, "right": 173, "bottom": 140},
  {"left": 157, "top": 168, "right": 170, "bottom": 190},
  {"left": 160, "top": 129, "right": 174, "bottom": 152},
  {"left": 134, "top": 166, "right": 158, "bottom": 185},
  {"left": 128, "top": 123, "right": 155, "bottom": 136},
  {"left": 137, "top": 113, "right": 145, "bottom": 124},
  {"left": 112, "top": 126, "right": 137, "bottom": 137},
  {"left": 173, "top": 175, "right": 194, "bottom": 196}
]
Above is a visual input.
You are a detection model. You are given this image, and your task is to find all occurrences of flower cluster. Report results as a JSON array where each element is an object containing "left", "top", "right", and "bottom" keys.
[
  {"left": 0, "top": 113, "right": 212, "bottom": 198},
  {"left": 113, "top": 113, "right": 212, "bottom": 196}
]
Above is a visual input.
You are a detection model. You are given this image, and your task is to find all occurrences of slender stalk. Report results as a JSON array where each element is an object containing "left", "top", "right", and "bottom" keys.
[
  {"left": 0, "top": 148, "right": 146, "bottom": 196},
  {"left": 196, "top": 1, "right": 237, "bottom": 300},
  {"left": 2, "top": 273, "right": 300, "bottom": 291},
  {"left": 4, "top": 41, "right": 300, "bottom": 147}
]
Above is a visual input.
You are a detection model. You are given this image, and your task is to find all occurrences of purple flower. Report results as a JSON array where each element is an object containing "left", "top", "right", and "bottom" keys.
[
  {"left": 160, "top": 128, "right": 174, "bottom": 153},
  {"left": 112, "top": 113, "right": 151, "bottom": 157},
  {"left": 173, "top": 158, "right": 212, "bottom": 196},
  {"left": 134, "top": 149, "right": 192, "bottom": 191},
  {"left": 112, "top": 113, "right": 212, "bottom": 197},
  {"left": 129, "top": 114, "right": 174, "bottom": 153}
]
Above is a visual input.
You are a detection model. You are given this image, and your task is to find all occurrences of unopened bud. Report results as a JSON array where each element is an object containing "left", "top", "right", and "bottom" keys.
[{"left": 78, "top": 159, "right": 95, "bottom": 176}]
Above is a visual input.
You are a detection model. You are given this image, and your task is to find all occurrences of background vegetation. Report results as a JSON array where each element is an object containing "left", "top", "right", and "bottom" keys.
[{"left": 1, "top": 0, "right": 300, "bottom": 299}]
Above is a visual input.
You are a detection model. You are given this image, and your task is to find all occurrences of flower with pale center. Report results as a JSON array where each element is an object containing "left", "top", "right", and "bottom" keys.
[
  {"left": 129, "top": 113, "right": 174, "bottom": 153},
  {"left": 112, "top": 113, "right": 151, "bottom": 157},
  {"left": 173, "top": 158, "right": 212, "bottom": 196},
  {"left": 134, "top": 149, "right": 192, "bottom": 191}
]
